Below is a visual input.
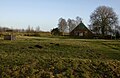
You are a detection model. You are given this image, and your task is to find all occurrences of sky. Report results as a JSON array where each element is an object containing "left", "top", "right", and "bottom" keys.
[{"left": 0, "top": 0, "right": 120, "bottom": 31}]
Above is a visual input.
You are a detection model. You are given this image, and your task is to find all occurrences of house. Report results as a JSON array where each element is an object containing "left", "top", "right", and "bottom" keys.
[{"left": 70, "top": 22, "right": 93, "bottom": 38}]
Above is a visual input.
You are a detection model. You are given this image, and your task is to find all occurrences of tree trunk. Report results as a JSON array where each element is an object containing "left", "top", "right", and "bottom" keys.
[{"left": 101, "top": 26, "right": 105, "bottom": 37}]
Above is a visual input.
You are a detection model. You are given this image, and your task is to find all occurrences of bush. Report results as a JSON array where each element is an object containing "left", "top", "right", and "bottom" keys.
[{"left": 51, "top": 28, "right": 61, "bottom": 36}]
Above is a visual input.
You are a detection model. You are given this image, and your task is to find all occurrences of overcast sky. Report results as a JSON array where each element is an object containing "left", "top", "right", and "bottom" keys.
[{"left": 0, "top": 0, "right": 120, "bottom": 31}]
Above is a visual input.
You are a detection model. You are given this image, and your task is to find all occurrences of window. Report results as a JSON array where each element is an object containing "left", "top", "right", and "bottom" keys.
[{"left": 79, "top": 32, "right": 83, "bottom": 36}]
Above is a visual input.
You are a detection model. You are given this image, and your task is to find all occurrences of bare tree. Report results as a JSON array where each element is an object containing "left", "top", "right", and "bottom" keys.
[
  {"left": 36, "top": 26, "right": 40, "bottom": 32},
  {"left": 31, "top": 27, "right": 34, "bottom": 32},
  {"left": 26, "top": 25, "right": 31, "bottom": 32},
  {"left": 26, "top": 25, "right": 34, "bottom": 32},
  {"left": 58, "top": 18, "right": 67, "bottom": 35},
  {"left": 67, "top": 18, "right": 72, "bottom": 32},
  {"left": 76, "top": 16, "right": 82, "bottom": 25},
  {"left": 67, "top": 18, "right": 77, "bottom": 32},
  {"left": 90, "top": 6, "right": 119, "bottom": 37}
]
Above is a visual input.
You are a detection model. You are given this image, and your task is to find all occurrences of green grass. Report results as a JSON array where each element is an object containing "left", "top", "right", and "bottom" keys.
[{"left": 0, "top": 36, "right": 120, "bottom": 78}]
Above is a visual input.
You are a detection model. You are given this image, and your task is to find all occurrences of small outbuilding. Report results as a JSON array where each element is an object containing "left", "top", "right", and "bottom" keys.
[
  {"left": 4, "top": 35, "right": 16, "bottom": 40},
  {"left": 70, "top": 22, "right": 93, "bottom": 38},
  {"left": 3, "top": 29, "right": 16, "bottom": 40}
]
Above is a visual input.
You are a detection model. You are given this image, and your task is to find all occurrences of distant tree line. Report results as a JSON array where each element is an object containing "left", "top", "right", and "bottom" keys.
[
  {"left": 0, "top": 25, "right": 42, "bottom": 37},
  {"left": 0, "top": 26, "right": 41, "bottom": 33}
]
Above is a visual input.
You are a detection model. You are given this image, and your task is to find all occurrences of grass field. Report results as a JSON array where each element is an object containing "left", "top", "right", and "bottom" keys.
[{"left": 0, "top": 36, "right": 120, "bottom": 78}]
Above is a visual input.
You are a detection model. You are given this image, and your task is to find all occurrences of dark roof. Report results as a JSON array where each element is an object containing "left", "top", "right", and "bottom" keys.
[
  {"left": 70, "top": 22, "right": 90, "bottom": 33},
  {"left": 75, "top": 22, "right": 88, "bottom": 30}
]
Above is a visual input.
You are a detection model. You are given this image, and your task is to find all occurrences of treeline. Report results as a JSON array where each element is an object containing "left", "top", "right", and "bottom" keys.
[
  {"left": 0, "top": 26, "right": 42, "bottom": 37},
  {"left": 0, "top": 25, "right": 41, "bottom": 33}
]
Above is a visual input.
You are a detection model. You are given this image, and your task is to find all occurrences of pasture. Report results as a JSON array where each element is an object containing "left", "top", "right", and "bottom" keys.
[{"left": 0, "top": 36, "right": 120, "bottom": 78}]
